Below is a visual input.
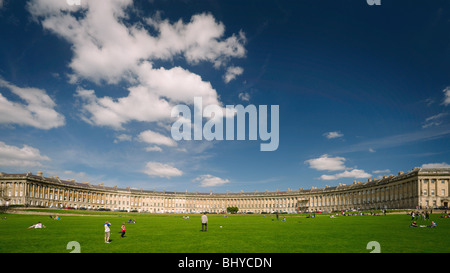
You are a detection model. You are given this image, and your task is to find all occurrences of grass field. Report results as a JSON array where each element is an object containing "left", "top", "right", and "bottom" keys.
[{"left": 0, "top": 211, "right": 449, "bottom": 253}]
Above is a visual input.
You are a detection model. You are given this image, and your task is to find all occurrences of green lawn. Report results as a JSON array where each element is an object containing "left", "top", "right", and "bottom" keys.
[{"left": 0, "top": 212, "right": 449, "bottom": 253}]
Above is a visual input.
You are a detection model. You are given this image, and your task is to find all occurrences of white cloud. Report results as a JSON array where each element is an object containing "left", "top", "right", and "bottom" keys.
[
  {"left": 319, "top": 169, "right": 372, "bottom": 181},
  {"left": 114, "top": 134, "right": 132, "bottom": 143},
  {"left": 422, "top": 112, "right": 448, "bottom": 128},
  {"left": 62, "top": 170, "right": 87, "bottom": 180},
  {"left": 0, "top": 141, "right": 50, "bottom": 168},
  {"left": 304, "top": 154, "right": 346, "bottom": 171},
  {"left": 75, "top": 86, "right": 173, "bottom": 130},
  {"left": 146, "top": 13, "right": 246, "bottom": 69},
  {"left": 305, "top": 154, "right": 372, "bottom": 181},
  {"left": 142, "top": 161, "right": 183, "bottom": 178},
  {"left": 443, "top": 86, "right": 450, "bottom": 106},
  {"left": 373, "top": 169, "right": 391, "bottom": 174},
  {"left": 238, "top": 92, "right": 250, "bottom": 102},
  {"left": 138, "top": 129, "right": 177, "bottom": 147},
  {"left": 145, "top": 146, "right": 163, "bottom": 152},
  {"left": 323, "top": 131, "right": 343, "bottom": 139},
  {"left": 27, "top": 0, "right": 246, "bottom": 129},
  {"left": 74, "top": 64, "right": 223, "bottom": 130},
  {"left": 223, "top": 66, "right": 244, "bottom": 83},
  {"left": 0, "top": 78, "right": 65, "bottom": 129},
  {"left": 193, "top": 174, "right": 230, "bottom": 187},
  {"left": 27, "top": 0, "right": 245, "bottom": 83},
  {"left": 369, "top": 148, "right": 376, "bottom": 153},
  {"left": 421, "top": 162, "right": 450, "bottom": 168}
]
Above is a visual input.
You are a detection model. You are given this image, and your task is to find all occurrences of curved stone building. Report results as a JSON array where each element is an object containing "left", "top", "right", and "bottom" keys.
[{"left": 1, "top": 167, "right": 449, "bottom": 213}]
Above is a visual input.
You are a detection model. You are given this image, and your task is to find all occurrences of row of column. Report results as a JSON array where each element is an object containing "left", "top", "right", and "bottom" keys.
[{"left": 1, "top": 175, "right": 449, "bottom": 212}]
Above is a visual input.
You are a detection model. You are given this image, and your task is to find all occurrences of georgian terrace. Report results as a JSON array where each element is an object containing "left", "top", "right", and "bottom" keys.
[{"left": 1, "top": 167, "right": 449, "bottom": 213}]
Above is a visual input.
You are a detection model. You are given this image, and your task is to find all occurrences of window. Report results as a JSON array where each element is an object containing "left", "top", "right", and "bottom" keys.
[{"left": 423, "top": 190, "right": 427, "bottom": 196}]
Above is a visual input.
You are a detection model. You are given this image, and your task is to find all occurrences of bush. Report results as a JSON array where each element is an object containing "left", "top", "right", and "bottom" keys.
[{"left": 227, "top": 206, "right": 239, "bottom": 214}]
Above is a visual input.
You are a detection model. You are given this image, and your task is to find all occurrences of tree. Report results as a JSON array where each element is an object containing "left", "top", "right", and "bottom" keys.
[
  {"left": 227, "top": 206, "right": 239, "bottom": 214},
  {"left": 0, "top": 186, "right": 11, "bottom": 213}
]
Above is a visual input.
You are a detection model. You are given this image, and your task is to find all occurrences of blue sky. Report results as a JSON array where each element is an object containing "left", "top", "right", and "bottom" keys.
[{"left": 0, "top": 0, "right": 449, "bottom": 193}]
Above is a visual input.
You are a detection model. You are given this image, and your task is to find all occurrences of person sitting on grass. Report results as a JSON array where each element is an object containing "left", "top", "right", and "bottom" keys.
[
  {"left": 28, "top": 222, "right": 46, "bottom": 229},
  {"left": 409, "top": 221, "right": 418, "bottom": 227},
  {"left": 427, "top": 221, "right": 437, "bottom": 228}
]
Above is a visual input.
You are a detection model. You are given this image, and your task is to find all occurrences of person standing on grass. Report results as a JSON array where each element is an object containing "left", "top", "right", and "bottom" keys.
[
  {"left": 104, "top": 221, "right": 111, "bottom": 243},
  {"left": 201, "top": 213, "right": 208, "bottom": 232},
  {"left": 120, "top": 222, "right": 126, "bottom": 238}
]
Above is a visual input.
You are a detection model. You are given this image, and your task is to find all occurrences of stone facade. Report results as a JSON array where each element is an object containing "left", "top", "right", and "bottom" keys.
[{"left": 1, "top": 167, "right": 449, "bottom": 213}]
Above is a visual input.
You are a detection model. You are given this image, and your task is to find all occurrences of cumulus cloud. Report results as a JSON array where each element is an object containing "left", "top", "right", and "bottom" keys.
[
  {"left": 75, "top": 86, "right": 173, "bottom": 130},
  {"left": 27, "top": 0, "right": 246, "bottom": 83},
  {"left": 138, "top": 129, "right": 177, "bottom": 147},
  {"left": 238, "top": 92, "right": 250, "bottom": 102},
  {"left": 323, "top": 131, "right": 343, "bottom": 139},
  {"left": 0, "top": 78, "right": 65, "bottom": 129},
  {"left": 28, "top": 0, "right": 246, "bottom": 129},
  {"left": 146, "top": 13, "right": 246, "bottom": 69},
  {"left": 74, "top": 63, "right": 223, "bottom": 130},
  {"left": 319, "top": 169, "right": 371, "bottom": 181},
  {"left": 373, "top": 169, "right": 391, "bottom": 174},
  {"left": 0, "top": 141, "right": 50, "bottom": 167},
  {"left": 145, "top": 146, "right": 163, "bottom": 152},
  {"left": 114, "top": 134, "right": 132, "bottom": 143},
  {"left": 193, "top": 174, "right": 230, "bottom": 187},
  {"left": 304, "top": 154, "right": 346, "bottom": 171},
  {"left": 223, "top": 66, "right": 244, "bottom": 83},
  {"left": 305, "top": 154, "right": 372, "bottom": 181},
  {"left": 142, "top": 161, "right": 183, "bottom": 178},
  {"left": 422, "top": 162, "right": 450, "bottom": 168}
]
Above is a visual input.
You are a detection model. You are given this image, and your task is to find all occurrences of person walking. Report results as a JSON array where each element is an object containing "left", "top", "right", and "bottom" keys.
[
  {"left": 120, "top": 222, "right": 126, "bottom": 238},
  {"left": 104, "top": 221, "right": 111, "bottom": 243},
  {"left": 201, "top": 213, "right": 208, "bottom": 232}
]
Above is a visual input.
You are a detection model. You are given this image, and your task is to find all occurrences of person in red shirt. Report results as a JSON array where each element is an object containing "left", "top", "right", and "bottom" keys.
[{"left": 120, "top": 223, "right": 126, "bottom": 238}]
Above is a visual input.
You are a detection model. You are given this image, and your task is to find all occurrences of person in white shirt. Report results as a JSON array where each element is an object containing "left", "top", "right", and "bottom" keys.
[
  {"left": 201, "top": 213, "right": 208, "bottom": 232},
  {"left": 104, "top": 221, "right": 111, "bottom": 243},
  {"left": 28, "top": 222, "right": 45, "bottom": 229}
]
